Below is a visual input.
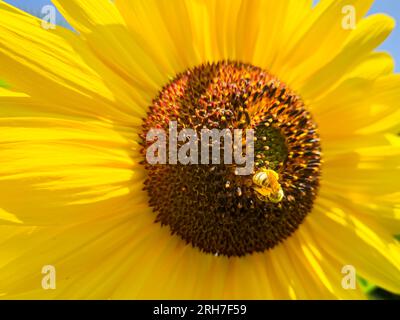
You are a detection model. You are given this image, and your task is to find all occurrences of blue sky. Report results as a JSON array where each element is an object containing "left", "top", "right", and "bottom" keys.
[{"left": 5, "top": 0, "right": 400, "bottom": 71}]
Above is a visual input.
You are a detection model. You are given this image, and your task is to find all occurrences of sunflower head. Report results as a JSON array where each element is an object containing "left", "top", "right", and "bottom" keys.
[{"left": 141, "top": 61, "right": 321, "bottom": 257}]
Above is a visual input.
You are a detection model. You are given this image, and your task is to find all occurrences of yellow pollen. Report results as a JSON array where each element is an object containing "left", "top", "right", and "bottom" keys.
[{"left": 252, "top": 168, "right": 284, "bottom": 203}]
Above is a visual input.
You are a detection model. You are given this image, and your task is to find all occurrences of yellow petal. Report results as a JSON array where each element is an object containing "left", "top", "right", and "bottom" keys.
[
  {"left": 0, "top": 208, "right": 151, "bottom": 298},
  {"left": 116, "top": 0, "right": 314, "bottom": 76},
  {"left": 313, "top": 75, "right": 400, "bottom": 137},
  {"left": 322, "top": 137, "right": 400, "bottom": 197},
  {"left": 0, "top": 117, "right": 145, "bottom": 226},
  {"left": 299, "top": 14, "right": 395, "bottom": 99},
  {"left": 288, "top": 224, "right": 366, "bottom": 299},
  {"left": 0, "top": 2, "right": 147, "bottom": 125},
  {"left": 309, "top": 204, "right": 400, "bottom": 294},
  {"left": 345, "top": 52, "right": 395, "bottom": 80},
  {"left": 53, "top": 0, "right": 167, "bottom": 95},
  {"left": 279, "top": 0, "right": 374, "bottom": 87}
]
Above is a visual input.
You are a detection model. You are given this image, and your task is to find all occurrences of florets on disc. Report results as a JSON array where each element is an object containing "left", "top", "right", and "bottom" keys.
[{"left": 141, "top": 61, "right": 321, "bottom": 257}]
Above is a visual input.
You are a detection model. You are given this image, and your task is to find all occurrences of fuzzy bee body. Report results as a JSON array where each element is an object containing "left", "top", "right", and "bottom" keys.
[{"left": 252, "top": 168, "right": 284, "bottom": 203}]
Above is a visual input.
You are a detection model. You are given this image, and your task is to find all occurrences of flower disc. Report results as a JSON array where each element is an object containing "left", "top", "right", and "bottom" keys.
[{"left": 142, "top": 61, "right": 322, "bottom": 257}]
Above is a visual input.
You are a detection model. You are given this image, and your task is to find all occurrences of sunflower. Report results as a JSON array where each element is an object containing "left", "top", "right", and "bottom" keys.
[{"left": 0, "top": 0, "right": 399, "bottom": 300}]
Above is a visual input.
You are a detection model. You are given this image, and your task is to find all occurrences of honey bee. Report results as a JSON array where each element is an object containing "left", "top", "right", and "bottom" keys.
[{"left": 252, "top": 168, "right": 284, "bottom": 203}]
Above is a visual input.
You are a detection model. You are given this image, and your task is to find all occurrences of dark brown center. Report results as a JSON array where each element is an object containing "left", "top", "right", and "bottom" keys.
[{"left": 141, "top": 61, "right": 321, "bottom": 257}]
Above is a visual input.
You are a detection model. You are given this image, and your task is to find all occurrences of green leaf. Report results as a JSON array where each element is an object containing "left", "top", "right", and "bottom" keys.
[
  {"left": 358, "top": 277, "right": 377, "bottom": 295},
  {"left": 0, "top": 79, "right": 9, "bottom": 88}
]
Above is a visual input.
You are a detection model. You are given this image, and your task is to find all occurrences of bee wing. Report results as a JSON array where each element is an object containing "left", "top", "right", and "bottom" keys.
[{"left": 253, "top": 186, "right": 272, "bottom": 197}]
